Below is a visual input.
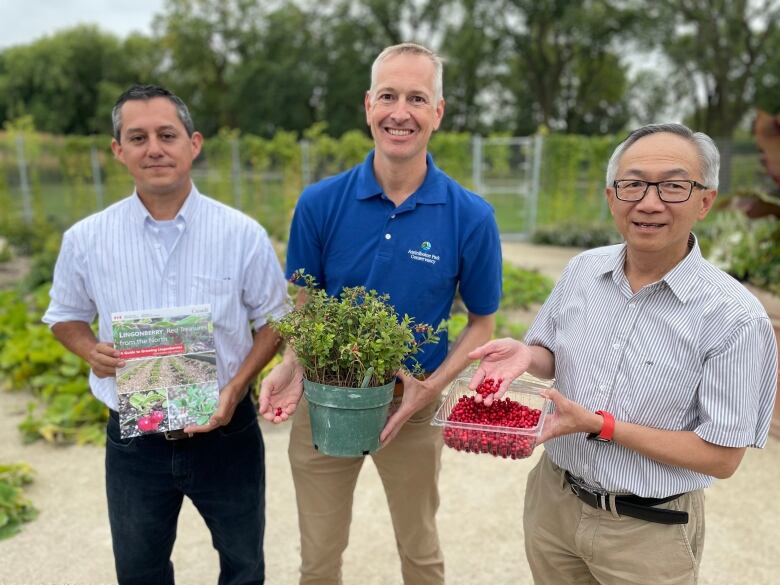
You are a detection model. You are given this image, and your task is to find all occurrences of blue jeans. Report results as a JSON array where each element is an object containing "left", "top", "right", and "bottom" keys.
[{"left": 105, "top": 394, "right": 265, "bottom": 585}]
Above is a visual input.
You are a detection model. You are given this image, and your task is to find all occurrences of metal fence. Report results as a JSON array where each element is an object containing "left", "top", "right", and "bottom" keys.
[{"left": 0, "top": 132, "right": 767, "bottom": 242}]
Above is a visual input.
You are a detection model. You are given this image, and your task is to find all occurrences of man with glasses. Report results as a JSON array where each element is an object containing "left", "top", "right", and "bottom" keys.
[{"left": 467, "top": 123, "right": 777, "bottom": 585}]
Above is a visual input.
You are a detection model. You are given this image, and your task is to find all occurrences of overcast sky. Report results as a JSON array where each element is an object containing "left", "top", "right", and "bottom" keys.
[{"left": 0, "top": 0, "right": 165, "bottom": 49}]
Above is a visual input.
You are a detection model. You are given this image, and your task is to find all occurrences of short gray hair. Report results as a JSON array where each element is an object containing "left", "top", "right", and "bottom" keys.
[
  {"left": 111, "top": 84, "right": 194, "bottom": 141},
  {"left": 369, "top": 43, "right": 443, "bottom": 104},
  {"left": 605, "top": 123, "right": 720, "bottom": 190}
]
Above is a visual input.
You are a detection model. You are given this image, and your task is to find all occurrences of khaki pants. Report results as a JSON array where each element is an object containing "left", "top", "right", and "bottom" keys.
[
  {"left": 289, "top": 397, "right": 445, "bottom": 585},
  {"left": 524, "top": 452, "right": 705, "bottom": 585}
]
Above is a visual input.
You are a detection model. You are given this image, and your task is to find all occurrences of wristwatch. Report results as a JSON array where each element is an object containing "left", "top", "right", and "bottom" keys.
[{"left": 587, "top": 410, "right": 615, "bottom": 442}]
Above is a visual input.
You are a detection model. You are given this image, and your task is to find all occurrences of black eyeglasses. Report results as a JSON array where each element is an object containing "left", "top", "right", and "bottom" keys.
[{"left": 613, "top": 179, "right": 708, "bottom": 203}]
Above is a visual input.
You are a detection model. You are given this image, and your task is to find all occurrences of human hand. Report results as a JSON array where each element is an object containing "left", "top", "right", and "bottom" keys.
[
  {"left": 258, "top": 359, "right": 304, "bottom": 423},
  {"left": 379, "top": 371, "right": 435, "bottom": 446},
  {"left": 537, "top": 388, "right": 602, "bottom": 444},
  {"left": 183, "top": 382, "right": 246, "bottom": 435},
  {"left": 88, "top": 342, "right": 125, "bottom": 378},
  {"left": 466, "top": 338, "right": 532, "bottom": 406}
]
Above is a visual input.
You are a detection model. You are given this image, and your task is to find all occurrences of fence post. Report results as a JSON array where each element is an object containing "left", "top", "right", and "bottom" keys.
[
  {"left": 15, "top": 135, "right": 33, "bottom": 224},
  {"left": 471, "top": 134, "right": 483, "bottom": 194},
  {"left": 300, "top": 139, "right": 312, "bottom": 187},
  {"left": 91, "top": 145, "right": 105, "bottom": 211},
  {"left": 528, "top": 134, "right": 544, "bottom": 237},
  {"left": 231, "top": 138, "right": 242, "bottom": 210},
  {"left": 716, "top": 137, "right": 733, "bottom": 195}
]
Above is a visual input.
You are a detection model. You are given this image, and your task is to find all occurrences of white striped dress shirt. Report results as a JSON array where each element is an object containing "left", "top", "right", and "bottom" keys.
[
  {"left": 525, "top": 235, "right": 777, "bottom": 498},
  {"left": 43, "top": 186, "right": 290, "bottom": 410}
]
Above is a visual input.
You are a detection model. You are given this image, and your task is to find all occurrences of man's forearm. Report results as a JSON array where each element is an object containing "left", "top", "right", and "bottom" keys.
[
  {"left": 427, "top": 312, "right": 495, "bottom": 394},
  {"left": 614, "top": 423, "right": 747, "bottom": 479},
  {"left": 228, "top": 324, "right": 283, "bottom": 391},
  {"left": 526, "top": 344, "right": 555, "bottom": 380},
  {"left": 51, "top": 321, "right": 99, "bottom": 362}
]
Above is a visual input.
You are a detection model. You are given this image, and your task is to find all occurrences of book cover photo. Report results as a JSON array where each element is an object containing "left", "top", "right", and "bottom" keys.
[{"left": 111, "top": 304, "right": 219, "bottom": 438}]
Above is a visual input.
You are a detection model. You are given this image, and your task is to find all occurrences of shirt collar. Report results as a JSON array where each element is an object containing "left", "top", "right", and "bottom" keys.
[
  {"left": 355, "top": 150, "right": 447, "bottom": 205},
  {"left": 660, "top": 234, "right": 703, "bottom": 303},
  {"left": 129, "top": 183, "right": 202, "bottom": 226},
  {"left": 599, "top": 233, "right": 703, "bottom": 302}
]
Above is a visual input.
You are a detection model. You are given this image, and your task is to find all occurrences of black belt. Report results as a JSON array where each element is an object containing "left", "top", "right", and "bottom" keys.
[
  {"left": 161, "top": 429, "right": 193, "bottom": 441},
  {"left": 565, "top": 472, "right": 688, "bottom": 525}
]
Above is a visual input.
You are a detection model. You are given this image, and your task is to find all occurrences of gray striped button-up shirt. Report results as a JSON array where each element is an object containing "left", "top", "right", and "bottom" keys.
[
  {"left": 525, "top": 236, "right": 777, "bottom": 498},
  {"left": 43, "top": 186, "right": 290, "bottom": 410}
]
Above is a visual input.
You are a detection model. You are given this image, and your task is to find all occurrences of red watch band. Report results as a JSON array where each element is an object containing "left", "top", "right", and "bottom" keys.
[{"left": 588, "top": 410, "right": 615, "bottom": 442}]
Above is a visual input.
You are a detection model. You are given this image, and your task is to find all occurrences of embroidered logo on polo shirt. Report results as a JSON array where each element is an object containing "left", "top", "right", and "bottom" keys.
[{"left": 408, "top": 241, "right": 439, "bottom": 265}]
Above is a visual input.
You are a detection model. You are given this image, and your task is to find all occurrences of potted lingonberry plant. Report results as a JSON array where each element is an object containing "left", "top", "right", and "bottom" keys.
[{"left": 270, "top": 271, "right": 441, "bottom": 456}]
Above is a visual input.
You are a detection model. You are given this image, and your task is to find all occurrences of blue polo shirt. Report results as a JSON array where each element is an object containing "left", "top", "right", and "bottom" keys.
[{"left": 286, "top": 150, "right": 502, "bottom": 372}]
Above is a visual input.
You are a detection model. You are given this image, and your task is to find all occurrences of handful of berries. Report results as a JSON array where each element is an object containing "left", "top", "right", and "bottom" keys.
[
  {"left": 443, "top": 378, "right": 542, "bottom": 459},
  {"left": 474, "top": 377, "right": 503, "bottom": 397}
]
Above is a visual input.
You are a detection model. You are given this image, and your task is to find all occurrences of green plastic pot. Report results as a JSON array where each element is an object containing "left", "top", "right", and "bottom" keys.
[{"left": 303, "top": 378, "right": 395, "bottom": 457}]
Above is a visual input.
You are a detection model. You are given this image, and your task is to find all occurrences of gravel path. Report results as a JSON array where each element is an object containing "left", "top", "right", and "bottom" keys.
[
  {"left": 1, "top": 243, "right": 778, "bottom": 584},
  {"left": 1, "top": 387, "right": 779, "bottom": 585}
]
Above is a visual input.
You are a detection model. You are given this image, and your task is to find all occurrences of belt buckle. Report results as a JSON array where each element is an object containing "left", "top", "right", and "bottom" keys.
[
  {"left": 163, "top": 430, "right": 191, "bottom": 441},
  {"left": 568, "top": 473, "right": 609, "bottom": 511}
]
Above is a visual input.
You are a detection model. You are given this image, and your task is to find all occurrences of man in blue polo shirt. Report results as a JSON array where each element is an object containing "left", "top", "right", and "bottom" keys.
[{"left": 259, "top": 42, "right": 502, "bottom": 584}]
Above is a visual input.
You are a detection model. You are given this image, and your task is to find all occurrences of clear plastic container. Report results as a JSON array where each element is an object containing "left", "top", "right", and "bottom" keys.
[{"left": 432, "top": 373, "right": 554, "bottom": 459}]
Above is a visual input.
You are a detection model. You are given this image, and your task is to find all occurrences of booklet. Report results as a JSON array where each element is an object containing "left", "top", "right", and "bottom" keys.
[{"left": 111, "top": 304, "right": 219, "bottom": 438}]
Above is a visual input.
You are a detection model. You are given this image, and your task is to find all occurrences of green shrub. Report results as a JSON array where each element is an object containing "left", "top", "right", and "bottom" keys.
[
  {"left": 531, "top": 221, "right": 621, "bottom": 248},
  {"left": 501, "top": 263, "right": 554, "bottom": 310},
  {"left": 445, "top": 313, "right": 469, "bottom": 343},
  {"left": 0, "top": 462, "right": 38, "bottom": 540},
  {"left": 495, "top": 313, "right": 529, "bottom": 340},
  {"left": 446, "top": 263, "right": 549, "bottom": 344},
  {"left": 704, "top": 210, "right": 780, "bottom": 295},
  {"left": 271, "top": 272, "right": 442, "bottom": 387},
  {"left": 0, "top": 287, "right": 107, "bottom": 444},
  {"left": 0, "top": 218, "right": 65, "bottom": 257}
]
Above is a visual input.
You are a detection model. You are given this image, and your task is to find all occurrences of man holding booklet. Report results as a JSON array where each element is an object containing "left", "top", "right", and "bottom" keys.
[{"left": 43, "top": 84, "right": 289, "bottom": 585}]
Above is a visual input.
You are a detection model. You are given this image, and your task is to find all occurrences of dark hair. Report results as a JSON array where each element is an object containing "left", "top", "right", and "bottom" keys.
[{"left": 111, "top": 85, "right": 195, "bottom": 141}]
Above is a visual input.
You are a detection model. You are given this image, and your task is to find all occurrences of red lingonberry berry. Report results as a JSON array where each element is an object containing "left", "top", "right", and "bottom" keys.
[{"left": 444, "top": 392, "right": 541, "bottom": 459}]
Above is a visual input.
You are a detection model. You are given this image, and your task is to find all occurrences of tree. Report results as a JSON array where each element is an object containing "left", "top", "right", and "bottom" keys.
[
  {"left": 227, "top": 3, "right": 320, "bottom": 136},
  {"left": 0, "top": 26, "right": 158, "bottom": 135},
  {"left": 438, "top": 0, "right": 505, "bottom": 133},
  {"left": 153, "top": 0, "right": 267, "bottom": 135},
  {"left": 627, "top": 69, "right": 675, "bottom": 127},
  {"left": 753, "top": 26, "right": 780, "bottom": 114},
  {"left": 651, "top": 0, "right": 780, "bottom": 138},
  {"left": 500, "top": 0, "right": 634, "bottom": 134}
]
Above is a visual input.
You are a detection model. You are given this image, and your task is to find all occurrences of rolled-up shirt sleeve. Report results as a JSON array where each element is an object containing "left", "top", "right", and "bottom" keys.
[{"left": 42, "top": 228, "right": 97, "bottom": 327}]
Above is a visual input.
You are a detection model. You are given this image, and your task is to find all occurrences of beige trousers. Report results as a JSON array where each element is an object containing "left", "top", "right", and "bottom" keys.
[
  {"left": 288, "top": 397, "right": 445, "bottom": 585},
  {"left": 523, "top": 452, "right": 706, "bottom": 585}
]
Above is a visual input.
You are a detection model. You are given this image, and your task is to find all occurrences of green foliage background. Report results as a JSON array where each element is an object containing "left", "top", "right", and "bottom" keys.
[
  {"left": 1, "top": 127, "right": 763, "bottom": 242},
  {"left": 0, "top": 463, "right": 38, "bottom": 540}
]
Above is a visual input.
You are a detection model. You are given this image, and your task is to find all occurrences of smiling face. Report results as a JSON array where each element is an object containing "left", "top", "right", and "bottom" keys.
[
  {"left": 111, "top": 97, "right": 202, "bottom": 202},
  {"left": 607, "top": 132, "right": 717, "bottom": 270},
  {"left": 364, "top": 52, "right": 444, "bottom": 167}
]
